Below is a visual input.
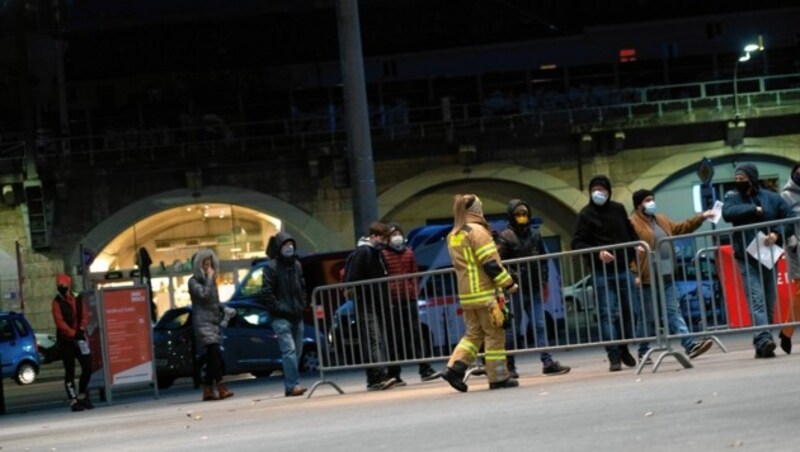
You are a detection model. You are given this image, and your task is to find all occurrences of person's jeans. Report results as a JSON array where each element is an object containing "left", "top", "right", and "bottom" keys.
[
  {"left": 505, "top": 291, "right": 552, "bottom": 364},
  {"left": 594, "top": 269, "right": 640, "bottom": 357},
  {"left": 737, "top": 259, "right": 777, "bottom": 350},
  {"left": 271, "top": 317, "right": 304, "bottom": 391},
  {"left": 360, "top": 309, "right": 389, "bottom": 384},
  {"left": 641, "top": 281, "right": 695, "bottom": 353}
]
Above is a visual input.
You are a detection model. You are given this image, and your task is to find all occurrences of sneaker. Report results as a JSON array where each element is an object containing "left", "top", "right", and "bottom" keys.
[
  {"left": 285, "top": 386, "right": 307, "bottom": 397},
  {"left": 380, "top": 377, "right": 398, "bottom": 390},
  {"left": 755, "top": 341, "right": 777, "bottom": 359},
  {"left": 420, "top": 367, "right": 442, "bottom": 382},
  {"left": 638, "top": 356, "right": 653, "bottom": 366},
  {"left": 70, "top": 400, "right": 85, "bottom": 412},
  {"left": 619, "top": 346, "right": 637, "bottom": 367},
  {"left": 688, "top": 339, "right": 713, "bottom": 359},
  {"left": 393, "top": 378, "right": 407, "bottom": 387},
  {"left": 78, "top": 395, "right": 94, "bottom": 410},
  {"left": 779, "top": 332, "right": 792, "bottom": 355},
  {"left": 441, "top": 367, "right": 468, "bottom": 393},
  {"left": 609, "top": 356, "right": 622, "bottom": 372},
  {"left": 542, "top": 361, "right": 571, "bottom": 376},
  {"left": 489, "top": 378, "right": 519, "bottom": 390}
]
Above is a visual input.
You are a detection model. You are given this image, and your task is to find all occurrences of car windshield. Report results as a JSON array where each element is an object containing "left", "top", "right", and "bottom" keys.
[
  {"left": 155, "top": 310, "right": 191, "bottom": 330},
  {"left": 238, "top": 266, "right": 265, "bottom": 298}
]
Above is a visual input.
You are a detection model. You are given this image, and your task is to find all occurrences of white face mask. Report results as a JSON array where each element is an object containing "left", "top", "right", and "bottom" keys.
[
  {"left": 280, "top": 244, "right": 295, "bottom": 258},
  {"left": 389, "top": 235, "right": 405, "bottom": 249},
  {"left": 643, "top": 201, "right": 656, "bottom": 216},
  {"left": 591, "top": 190, "right": 608, "bottom": 206}
]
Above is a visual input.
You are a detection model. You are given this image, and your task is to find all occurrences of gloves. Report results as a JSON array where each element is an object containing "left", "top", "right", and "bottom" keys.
[
  {"left": 506, "top": 283, "right": 519, "bottom": 295},
  {"left": 489, "top": 300, "right": 505, "bottom": 329}
]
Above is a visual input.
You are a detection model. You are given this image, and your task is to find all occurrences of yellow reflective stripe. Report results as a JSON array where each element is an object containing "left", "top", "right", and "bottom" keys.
[
  {"left": 463, "top": 246, "right": 480, "bottom": 293},
  {"left": 474, "top": 243, "right": 497, "bottom": 263},
  {"left": 493, "top": 270, "right": 512, "bottom": 286},
  {"left": 456, "top": 339, "right": 479, "bottom": 358},
  {"left": 484, "top": 349, "right": 507, "bottom": 361},
  {"left": 458, "top": 290, "right": 495, "bottom": 305}
]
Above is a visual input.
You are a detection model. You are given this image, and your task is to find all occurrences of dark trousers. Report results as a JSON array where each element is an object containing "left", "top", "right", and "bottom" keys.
[
  {"left": 203, "top": 343, "right": 224, "bottom": 385},
  {"left": 59, "top": 340, "right": 91, "bottom": 399},
  {"left": 360, "top": 309, "right": 390, "bottom": 384},
  {"left": 387, "top": 301, "right": 432, "bottom": 379}
]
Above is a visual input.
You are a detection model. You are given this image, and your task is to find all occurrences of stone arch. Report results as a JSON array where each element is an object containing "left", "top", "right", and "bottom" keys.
[{"left": 69, "top": 186, "right": 343, "bottom": 271}]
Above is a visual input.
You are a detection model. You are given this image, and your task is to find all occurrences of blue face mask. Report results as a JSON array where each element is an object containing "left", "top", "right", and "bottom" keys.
[
  {"left": 280, "top": 244, "right": 295, "bottom": 258},
  {"left": 591, "top": 190, "right": 608, "bottom": 206},
  {"left": 643, "top": 201, "right": 656, "bottom": 216}
]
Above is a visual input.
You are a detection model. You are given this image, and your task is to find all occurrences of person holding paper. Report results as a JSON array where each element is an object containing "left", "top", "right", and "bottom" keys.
[
  {"left": 722, "top": 163, "right": 795, "bottom": 358},
  {"left": 629, "top": 189, "right": 715, "bottom": 363},
  {"left": 779, "top": 162, "right": 800, "bottom": 354}
]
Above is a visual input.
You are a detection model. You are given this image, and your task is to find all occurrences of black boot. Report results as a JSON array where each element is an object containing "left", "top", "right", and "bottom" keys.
[
  {"left": 489, "top": 378, "right": 520, "bottom": 390},
  {"left": 506, "top": 355, "right": 519, "bottom": 379},
  {"left": 619, "top": 345, "right": 637, "bottom": 367},
  {"left": 779, "top": 332, "right": 792, "bottom": 355},
  {"left": 441, "top": 361, "right": 469, "bottom": 393}
]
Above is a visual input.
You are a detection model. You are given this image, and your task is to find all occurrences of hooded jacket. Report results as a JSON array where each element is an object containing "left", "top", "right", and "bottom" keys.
[
  {"left": 447, "top": 211, "right": 515, "bottom": 309},
  {"left": 496, "top": 199, "right": 548, "bottom": 289},
  {"left": 722, "top": 177, "right": 795, "bottom": 263},
  {"left": 52, "top": 273, "right": 88, "bottom": 343},
  {"left": 571, "top": 179, "right": 639, "bottom": 271},
  {"left": 781, "top": 170, "right": 800, "bottom": 279},
  {"left": 262, "top": 232, "right": 307, "bottom": 321},
  {"left": 344, "top": 237, "right": 390, "bottom": 312},
  {"left": 188, "top": 248, "right": 224, "bottom": 347},
  {"left": 629, "top": 209, "right": 706, "bottom": 284}
]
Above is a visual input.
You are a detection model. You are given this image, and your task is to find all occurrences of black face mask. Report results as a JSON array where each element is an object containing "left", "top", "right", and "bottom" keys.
[
  {"left": 735, "top": 180, "right": 751, "bottom": 195},
  {"left": 57, "top": 286, "right": 69, "bottom": 296}
]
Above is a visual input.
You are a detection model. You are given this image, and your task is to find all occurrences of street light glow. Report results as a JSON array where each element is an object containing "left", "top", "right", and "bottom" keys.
[
  {"left": 743, "top": 43, "right": 759, "bottom": 52},
  {"left": 739, "top": 54, "right": 751, "bottom": 62}
]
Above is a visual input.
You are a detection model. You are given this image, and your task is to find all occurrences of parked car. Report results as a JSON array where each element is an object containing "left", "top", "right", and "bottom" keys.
[
  {"left": 562, "top": 275, "right": 595, "bottom": 314},
  {"left": 35, "top": 333, "right": 62, "bottom": 364},
  {"left": 153, "top": 299, "right": 322, "bottom": 389},
  {"left": 0, "top": 311, "right": 41, "bottom": 385}
]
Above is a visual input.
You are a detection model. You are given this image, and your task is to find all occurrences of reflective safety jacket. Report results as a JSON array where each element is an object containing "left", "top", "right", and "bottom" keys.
[{"left": 447, "top": 214, "right": 515, "bottom": 309}]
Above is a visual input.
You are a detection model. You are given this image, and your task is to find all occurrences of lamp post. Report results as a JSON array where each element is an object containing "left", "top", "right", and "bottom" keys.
[{"left": 733, "top": 42, "right": 763, "bottom": 118}]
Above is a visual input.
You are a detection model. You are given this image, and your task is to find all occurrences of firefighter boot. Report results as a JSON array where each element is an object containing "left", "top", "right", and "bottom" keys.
[
  {"left": 441, "top": 361, "right": 469, "bottom": 393},
  {"left": 489, "top": 378, "right": 520, "bottom": 390}
]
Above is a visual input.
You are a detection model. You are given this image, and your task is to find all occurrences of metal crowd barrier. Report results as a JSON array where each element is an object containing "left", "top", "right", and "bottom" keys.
[
  {"left": 307, "top": 240, "right": 662, "bottom": 397},
  {"left": 651, "top": 217, "right": 799, "bottom": 370}
]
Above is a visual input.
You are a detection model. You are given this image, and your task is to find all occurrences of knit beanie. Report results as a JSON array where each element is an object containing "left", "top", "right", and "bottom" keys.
[{"left": 632, "top": 189, "right": 655, "bottom": 208}]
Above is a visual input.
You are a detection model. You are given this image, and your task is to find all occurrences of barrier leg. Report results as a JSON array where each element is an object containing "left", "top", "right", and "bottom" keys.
[
  {"left": 706, "top": 334, "right": 728, "bottom": 353},
  {"left": 635, "top": 346, "right": 666, "bottom": 375},
  {"left": 652, "top": 350, "right": 693, "bottom": 373},
  {"left": 306, "top": 379, "right": 345, "bottom": 398}
]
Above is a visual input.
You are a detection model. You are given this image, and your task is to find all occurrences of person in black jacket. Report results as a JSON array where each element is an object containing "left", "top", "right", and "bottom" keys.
[
  {"left": 496, "top": 199, "right": 570, "bottom": 377},
  {"left": 344, "top": 221, "right": 398, "bottom": 391},
  {"left": 571, "top": 175, "right": 642, "bottom": 372},
  {"left": 262, "top": 232, "right": 308, "bottom": 397}
]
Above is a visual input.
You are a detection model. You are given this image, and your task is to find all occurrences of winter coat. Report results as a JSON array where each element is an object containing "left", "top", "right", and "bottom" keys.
[
  {"left": 447, "top": 212, "right": 515, "bottom": 309},
  {"left": 262, "top": 232, "right": 307, "bottom": 321},
  {"left": 189, "top": 248, "right": 224, "bottom": 347},
  {"left": 629, "top": 210, "right": 706, "bottom": 285},
  {"left": 345, "top": 242, "right": 390, "bottom": 312},
  {"left": 52, "top": 291, "right": 88, "bottom": 344},
  {"left": 571, "top": 199, "right": 640, "bottom": 272},
  {"left": 722, "top": 186, "right": 795, "bottom": 263},
  {"left": 496, "top": 199, "right": 549, "bottom": 290},
  {"left": 781, "top": 176, "right": 800, "bottom": 279},
  {"left": 381, "top": 245, "right": 419, "bottom": 302}
]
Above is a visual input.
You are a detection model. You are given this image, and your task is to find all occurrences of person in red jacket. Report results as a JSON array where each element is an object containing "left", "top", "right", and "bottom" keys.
[
  {"left": 52, "top": 273, "right": 93, "bottom": 411},
  {"left": 381, "top": 223, "right": 441, "bottom": 384}
]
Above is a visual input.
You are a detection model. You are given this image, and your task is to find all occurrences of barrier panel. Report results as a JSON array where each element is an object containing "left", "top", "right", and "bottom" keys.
[{"left": 308, "top": 240, "right": 659, "bottom": 396}]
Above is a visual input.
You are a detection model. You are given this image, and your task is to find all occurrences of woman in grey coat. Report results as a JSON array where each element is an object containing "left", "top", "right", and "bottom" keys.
[
  {"left": 780, "top": 162, "right": 800, "bottom": 354},
  {"left": 189, "top": 248, "right": 235, "bottom": 401}
]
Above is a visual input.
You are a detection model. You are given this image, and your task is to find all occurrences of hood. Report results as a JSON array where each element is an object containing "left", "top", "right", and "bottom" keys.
[
  {"left": 784, "top": 174, "right": 800, "bottom": 196},
  {"left": 266, "top": 231, "right": 296, "bottom": 259},
  {"left": 506, "top": 199, "right": 531, "bottom": 232},
  {"left": 192, "top": 248, "right": 219, "bottom": 280},
  {"left": 356, "top": 236, "right": 372, "bottom": 247},
  {"left": 588, "top": 175, "right": 612, "bottom": 197}
]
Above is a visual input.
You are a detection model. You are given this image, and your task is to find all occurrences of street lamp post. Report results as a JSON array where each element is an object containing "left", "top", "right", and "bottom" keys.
[{"left": 733, "top": 42, "right": 763, "bottom": 118}]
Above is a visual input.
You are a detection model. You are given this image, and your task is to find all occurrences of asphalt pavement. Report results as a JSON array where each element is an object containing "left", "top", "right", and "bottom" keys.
[{"left": 1, "top": 331, "right": 798, "bottom": 451}]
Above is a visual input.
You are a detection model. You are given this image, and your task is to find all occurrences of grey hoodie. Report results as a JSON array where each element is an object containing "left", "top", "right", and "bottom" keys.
[
  {"left": 188, "top": 248, "right": 224, "bottom": 346},
  {"left": 781, "top": 176, "right": 800, "bottom": 279}
]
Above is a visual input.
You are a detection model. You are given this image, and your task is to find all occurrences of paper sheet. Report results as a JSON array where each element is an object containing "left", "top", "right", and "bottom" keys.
[
  {"left": 709, "top": 200, "right": 724, "bottom": 224},
  {"left": 745, "top": 231, "right": 784, "bottom": 269}
]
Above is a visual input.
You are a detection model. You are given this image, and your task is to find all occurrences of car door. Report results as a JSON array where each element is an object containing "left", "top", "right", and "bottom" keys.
[
  {"left": 223, "top": 304, "right": 281, "bottom": 374},
  {"left": 0, "top": 317, "right": 17, "bottom": 378}
]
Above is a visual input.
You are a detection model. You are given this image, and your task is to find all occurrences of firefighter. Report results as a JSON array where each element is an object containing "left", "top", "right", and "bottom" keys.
[{"left": 441, "top": 194, "right": 520, "bottom": 392}]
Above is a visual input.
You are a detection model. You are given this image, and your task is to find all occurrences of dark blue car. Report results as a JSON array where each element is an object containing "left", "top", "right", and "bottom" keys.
[{"left": 153, "top": 263, "right": 323, "bottom": 389}]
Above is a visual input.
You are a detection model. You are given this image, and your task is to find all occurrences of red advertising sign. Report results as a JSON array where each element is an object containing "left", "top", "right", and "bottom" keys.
[{"left": 101, "top": 287, "right": 154, "bottom": 385}]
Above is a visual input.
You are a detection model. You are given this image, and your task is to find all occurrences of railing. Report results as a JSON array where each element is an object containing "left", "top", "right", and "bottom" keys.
[{"left": 3, "top": 73, "right": 800, "bottom": 173}]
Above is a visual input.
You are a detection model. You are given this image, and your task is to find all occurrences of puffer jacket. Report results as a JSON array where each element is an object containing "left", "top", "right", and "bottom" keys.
[
  {"left": 188, "top": 248, "right": 223, "bottom": 347},
  {"left": 381, "top": 245, "right": 419, "bottom": 302},
  {"left": 261, "top": 232, "right": 307, "bottom": 321},
  {"left": 496, "top": 199, "right": 548, "bottom": 290},
  {"left": 781, "top": 174, "right": 800, "bottom": 279},
  {"left": 447, "top": 212, "right": 515, "bottom": 309},
  {"left": 629, "top": 210, "right": 705, "bottom": 284}
]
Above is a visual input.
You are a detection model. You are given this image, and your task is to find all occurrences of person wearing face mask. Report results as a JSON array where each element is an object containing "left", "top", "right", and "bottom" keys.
[
  {"left": 571, "top": 175, "right": 641, "bottom": 372},
  {"left": 779, "top": 162, "right": 800, "bottom": 354},
  {"left": 262, "top": 232, "right": 308, "bottom": 396},
  {"left": 723, "top": 163, "right": 795, "bottom": 358},
  {"left": 343, "top": 221, "right": 398, "bottom": 391},
  {"left": 496, "top": 199, "right": 570, "bottom": 377},
  {"left": 52, "top": 273, "right": 94, "bottom": 411},
  {"left": 381, "top": 223, "right": 441, "bottom": 384},
  {"left": 629, "top": 189, "right": 716, "bottom": 363}
]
